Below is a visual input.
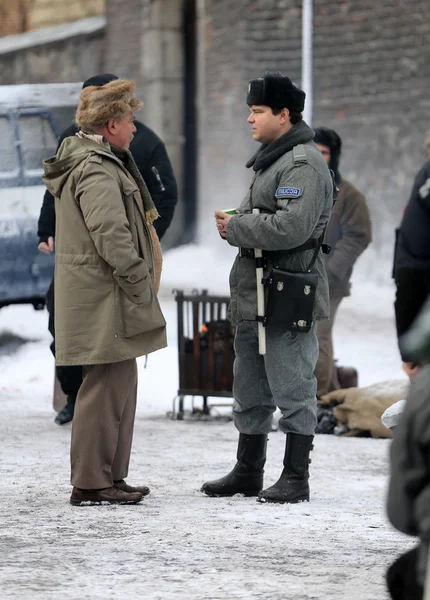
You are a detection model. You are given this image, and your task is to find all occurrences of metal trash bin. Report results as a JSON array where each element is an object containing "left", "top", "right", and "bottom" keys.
[{"left": 172, "top": 289, "right": 235, "bottom": 419}]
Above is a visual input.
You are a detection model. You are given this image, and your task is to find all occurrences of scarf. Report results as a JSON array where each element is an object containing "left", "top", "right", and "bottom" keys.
[{"left": 246, "top": 120, "right": 315, "bottom": 171}]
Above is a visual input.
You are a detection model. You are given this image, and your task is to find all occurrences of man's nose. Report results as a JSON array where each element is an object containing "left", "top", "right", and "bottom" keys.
[
  {"left": 132, "top": 123, "right": 137, "bottom": 133},
  {"left": 247, "top": 114, "right": 254, "bottom": 123}
]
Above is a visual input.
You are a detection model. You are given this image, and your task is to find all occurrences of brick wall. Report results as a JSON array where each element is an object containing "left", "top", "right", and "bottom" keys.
[
  {"left": 30, "top": 0, "right": 105, "bottom": 30},
  {"left": 0, "top": 0, "right": 105, "bottom": 37},
  {"left": 198, "top": 0, "right": 430, "bottom": 260},
  {"left": 313, "top": 0, "right": 430, "bottom": 257},
  {"left": 0, "top": 0, "right": 32, "bottom": 36}
]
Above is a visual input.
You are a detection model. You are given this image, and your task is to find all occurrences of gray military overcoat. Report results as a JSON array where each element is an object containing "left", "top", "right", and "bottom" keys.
[{"left": 226, "top": 121, "right": 333, "bottom": 326}]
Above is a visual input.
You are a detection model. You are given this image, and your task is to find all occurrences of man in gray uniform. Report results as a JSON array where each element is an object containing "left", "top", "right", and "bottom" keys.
[{"left": 201, "top": 72, "right": 333, "bottom": 504}]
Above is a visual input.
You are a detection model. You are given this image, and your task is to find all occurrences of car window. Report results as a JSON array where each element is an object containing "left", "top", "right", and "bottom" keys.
[
  {"left": 0, "top": 116, "right": 20, "bottom": 185},
  {"left": 18, "top": 114, "right": 57, "bottom": 174}
]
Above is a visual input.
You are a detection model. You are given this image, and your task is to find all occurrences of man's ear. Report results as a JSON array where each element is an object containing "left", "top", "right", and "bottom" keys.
[
  {"left": 280, "top": 108, "right": 290, "bottom": 124},
  {"left": 106, "top": 118, "right": 117, "bottom": 135}
]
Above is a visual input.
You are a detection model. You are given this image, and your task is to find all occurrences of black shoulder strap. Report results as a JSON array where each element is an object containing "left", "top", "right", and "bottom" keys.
[{"left": 305, "top": 228, "right": 327, "bottom": 272}]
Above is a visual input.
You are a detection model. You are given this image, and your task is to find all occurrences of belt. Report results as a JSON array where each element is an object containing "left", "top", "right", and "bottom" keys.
[
  {"left": 238, "top": 248, "right": 255, "bottom": 258},
  {"left": 238, "top": 238, "right": 329, "bottom": 259}
]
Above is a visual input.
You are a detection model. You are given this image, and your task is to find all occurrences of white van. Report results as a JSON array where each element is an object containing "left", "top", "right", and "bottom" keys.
[{"left": 0, "top": 83, "right": 81, "bottom": 309}]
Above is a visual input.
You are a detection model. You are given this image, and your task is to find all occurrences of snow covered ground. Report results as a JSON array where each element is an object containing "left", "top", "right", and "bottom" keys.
[{"left": 0, "top": 245, "right": 412, "bottom": 599}]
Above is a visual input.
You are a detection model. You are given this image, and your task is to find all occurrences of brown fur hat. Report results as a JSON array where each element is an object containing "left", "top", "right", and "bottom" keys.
[{"left": 75, "top": 79, "right": 143, "bottom": 133}]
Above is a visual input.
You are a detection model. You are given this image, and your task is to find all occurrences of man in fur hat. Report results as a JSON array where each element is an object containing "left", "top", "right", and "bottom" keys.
[
  {"left": 201, "top": 72, "right": 333, "bottom": 504},
  {"left": 38, "top": 73, "right": 178, "bottom": 427},
  {"left": 43, "top": 79, "right": 167, "bottom": 505},
  {"left": 313, "top": 127, "right": 372, "bottom": 397}
]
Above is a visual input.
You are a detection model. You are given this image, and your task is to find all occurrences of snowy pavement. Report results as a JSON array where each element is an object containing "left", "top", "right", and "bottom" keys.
[
  {"left": 0, "top": 245, "right": 412, "bottom": 599},
  {"left": 0, "top": 401, "right": 412, "bottom": 600}
]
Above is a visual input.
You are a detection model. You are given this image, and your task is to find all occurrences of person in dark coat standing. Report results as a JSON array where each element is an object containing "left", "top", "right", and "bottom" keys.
[
  {"left": 386, "top": 359, "right": 430, "bottom": 600},
  {"left": 393, "top": 130, "right": 430, "bottom": 380},
  {"left": 313, "top": 127, "right": 372, "bottom": 397},
  {"left": 38, "top": 73, "right": 178, "bottom": 426},
  {"left": 383, "top": 131, "right": 430, "bottom": 600}
]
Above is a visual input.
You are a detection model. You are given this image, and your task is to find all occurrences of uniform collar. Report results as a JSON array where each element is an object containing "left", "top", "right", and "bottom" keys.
[{"left": 246, "top": 120, "right": 315, "bottom": 171}]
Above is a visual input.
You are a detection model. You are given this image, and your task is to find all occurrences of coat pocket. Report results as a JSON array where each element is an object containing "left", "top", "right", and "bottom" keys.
[{"left": 119, "top": 281, "right": 166, "bottom": 339}]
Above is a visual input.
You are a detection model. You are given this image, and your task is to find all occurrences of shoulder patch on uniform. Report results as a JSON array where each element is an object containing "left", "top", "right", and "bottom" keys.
[{"left": 276, "top": 186, "right": 303, "bottom": 199}]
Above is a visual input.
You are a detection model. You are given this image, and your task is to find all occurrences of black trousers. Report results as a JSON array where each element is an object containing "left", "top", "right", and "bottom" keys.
[
  {"left": 47, "top": 279, "right": 82, "bottom": 403},
  {"left": 386, "top": 546, "right": 423, "bottom": 600}
]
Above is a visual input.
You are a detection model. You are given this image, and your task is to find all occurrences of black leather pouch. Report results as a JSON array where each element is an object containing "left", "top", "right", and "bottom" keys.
[{"left": 265, "top": 268, "right": 318, "bottom": 332}]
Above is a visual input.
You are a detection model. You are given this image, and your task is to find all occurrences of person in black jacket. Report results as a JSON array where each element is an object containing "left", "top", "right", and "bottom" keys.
[
  {"left": 393, "top": 131, "right": 430, "bottom": 380},
  {"left": 385, "top": 338, "right": 430, "bottom": 600},
  {"left": 38, "top": 73, "right": 178, "bottom": 425}
]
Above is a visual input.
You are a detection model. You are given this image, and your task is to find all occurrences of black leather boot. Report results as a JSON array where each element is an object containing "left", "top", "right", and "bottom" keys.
[
  {"left": 54, "top": 394, "right": 76, "bottom": 425},
  {"left": 201, "top": 433, "right": 267, "bottom": 497},
  {"left": 258, "top": 433, "right": 314, "bottom": 504}
]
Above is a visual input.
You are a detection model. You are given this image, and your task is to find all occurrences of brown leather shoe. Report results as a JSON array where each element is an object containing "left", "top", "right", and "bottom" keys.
[
  {"left": 114, "top": 479, "right": 150, "bottom": 496},
  {"left": 70, "top": 486, "right": 143, "bottom": 506}
]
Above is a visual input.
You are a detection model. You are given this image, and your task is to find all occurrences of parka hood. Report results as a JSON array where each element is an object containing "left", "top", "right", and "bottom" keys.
[{"left": 42, "top": 135, "right": 112, "bottom": 198}]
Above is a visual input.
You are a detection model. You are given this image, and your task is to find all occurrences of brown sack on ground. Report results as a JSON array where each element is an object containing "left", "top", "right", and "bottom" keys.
[{"left": 319, "top": 380, "right": 409, "bottom": 438}]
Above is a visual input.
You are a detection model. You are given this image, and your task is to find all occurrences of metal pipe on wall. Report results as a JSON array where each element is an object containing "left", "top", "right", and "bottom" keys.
[{"left": 301, "top": 0, "right": 313, "bottom": 126}]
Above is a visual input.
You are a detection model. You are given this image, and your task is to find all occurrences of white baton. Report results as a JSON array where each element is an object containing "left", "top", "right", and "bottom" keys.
[
  {"left": 424, "top": 543, "right": 430, "bottom": 600},
  {"left": 252, "top": 208, "right": 266, "bottom": 355}
]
